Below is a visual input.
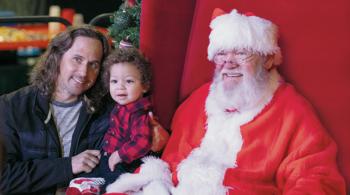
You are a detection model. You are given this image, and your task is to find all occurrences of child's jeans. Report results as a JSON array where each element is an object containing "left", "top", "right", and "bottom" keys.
[{"left": 79, "top": 153, "right": 141, "bottom": 193}]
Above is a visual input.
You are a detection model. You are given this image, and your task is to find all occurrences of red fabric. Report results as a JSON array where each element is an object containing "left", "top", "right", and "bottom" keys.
[
  {"left": 140, "top": 0, "right": 350, "bottom": 190},
  {"left": 66, "top": 187, "right": 81, "bottom": 195},
  {"left": 67, "top": 177, "right": 104, "bottom": 195},
  {"left": 211, "top": 8, "right": 226, "bottom": 20},
  {"left": 102, "top": 97, "right": 152, "bottom": 163},
  {"left": 161, "top": 83, "right": 209, "bottom": 185},
  {"left": 139, "top": 0, "right": 196, "bottom": 129},
  {"left": 162, "top": 82, "right": 345, "bottom": 194},
  {"left": 102, "top": 193, "right": 126, "bottom": 195}
]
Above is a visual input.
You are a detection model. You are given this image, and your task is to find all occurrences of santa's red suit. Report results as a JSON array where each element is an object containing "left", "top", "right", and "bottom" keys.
[{"left": 159, "top": 80, "right": 345, "bottom": 195}]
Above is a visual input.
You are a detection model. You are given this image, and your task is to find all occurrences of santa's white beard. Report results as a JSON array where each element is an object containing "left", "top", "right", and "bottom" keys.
[{"left": 211, "top": 64, "right": 271, "bottom": 111}]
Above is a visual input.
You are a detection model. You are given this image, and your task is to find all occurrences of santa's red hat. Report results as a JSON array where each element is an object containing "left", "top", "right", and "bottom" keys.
[{"left": 208, "top": 9, "right": 282, "bottom": 65}]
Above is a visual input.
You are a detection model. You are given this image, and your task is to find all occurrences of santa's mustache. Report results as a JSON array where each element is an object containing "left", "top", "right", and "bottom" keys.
[{"left": 211, "top": 66, "right": 271, "bottom": 111}]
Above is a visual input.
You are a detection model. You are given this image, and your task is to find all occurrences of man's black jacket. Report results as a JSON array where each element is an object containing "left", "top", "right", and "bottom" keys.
[{"left": 0, "top": 86, "right": 111, "bottom": 195}]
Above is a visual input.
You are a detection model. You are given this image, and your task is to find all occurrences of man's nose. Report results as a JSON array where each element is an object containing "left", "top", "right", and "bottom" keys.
[
  {"left": 77, "top": 63, "right": 88, "bottom": 77},
  {"left": 223, "top": 55, "right": 239, "bottom": 69}
]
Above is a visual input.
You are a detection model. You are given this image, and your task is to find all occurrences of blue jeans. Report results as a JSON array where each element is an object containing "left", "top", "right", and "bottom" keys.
[{"left": 79, "top": 154, "right": 141, "bottom": 193}]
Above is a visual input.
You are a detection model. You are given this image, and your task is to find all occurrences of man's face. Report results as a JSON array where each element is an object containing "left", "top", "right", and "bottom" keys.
[
  {"left": 211, "top": 49, "right": 270, "bottom": 110},
  {"left": 213, "top": 50, "right": 266, "bottom": 91},
  {"left": 54, "top": 36, "right": 103, "bottom": 102}
]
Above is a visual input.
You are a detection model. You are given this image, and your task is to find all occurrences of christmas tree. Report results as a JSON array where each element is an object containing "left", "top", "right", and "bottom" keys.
[{"left": 108, "top": 0, "right": 141, "bottom": 48}]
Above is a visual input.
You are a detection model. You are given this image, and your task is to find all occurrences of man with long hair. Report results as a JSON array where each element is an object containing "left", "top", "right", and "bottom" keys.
[{"left": 0, "top": 25, "right": 111, "bottom": 195}]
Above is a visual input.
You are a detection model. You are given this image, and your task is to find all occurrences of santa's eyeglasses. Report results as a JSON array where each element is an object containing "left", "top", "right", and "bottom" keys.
[{"left": 213, "top": 51, "right": 255, "bottom": 65}]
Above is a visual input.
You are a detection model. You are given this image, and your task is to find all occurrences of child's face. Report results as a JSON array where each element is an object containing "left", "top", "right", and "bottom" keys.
[{"left": 109, "top": 63, "right": 148, "bottom": 105}]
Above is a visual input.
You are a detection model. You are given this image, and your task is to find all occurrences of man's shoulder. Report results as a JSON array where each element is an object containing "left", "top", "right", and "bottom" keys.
[
  {"left": 193, "top": 82, "right": 211, "bottom": 94},
  {"left": 185, "top": 82, "right": 211, "bottom": 103},
  {"left": 0, "top": 85, "right": 38, "bottom": 104},
  {"left": 174, "top": 82, "right": 211, "bottom": 119},
  {"left": 0, "top": 86, "right": 41, "bottom": 121},
  {"left": 276, "top": 83, "right": 308, "bottom": 103},
  {"left": 272, "top": 83, "right": 318, "bottom": 114}
]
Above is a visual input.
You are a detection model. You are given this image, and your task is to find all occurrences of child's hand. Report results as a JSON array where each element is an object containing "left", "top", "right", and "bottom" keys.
[{"left": 108, "top": 151, "right": 122, "bottom": 171}]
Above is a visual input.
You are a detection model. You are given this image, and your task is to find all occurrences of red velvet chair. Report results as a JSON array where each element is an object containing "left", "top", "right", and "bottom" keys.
[{"left": 140, "top": 0, "right": 350, "bottom": 192}]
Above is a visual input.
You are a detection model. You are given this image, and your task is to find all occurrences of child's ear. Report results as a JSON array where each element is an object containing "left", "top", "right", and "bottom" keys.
[{"left": 143, "top": 84, "right": 150, "bottom": 93}]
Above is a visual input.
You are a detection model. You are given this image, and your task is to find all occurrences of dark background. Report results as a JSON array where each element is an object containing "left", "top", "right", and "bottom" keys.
[
  {"left": 0, "top": 0, "right": 122, "bottom": 95},
  {"left": 0, "top": 0, "right": 121, "bottom": 23},
  {"left": 47, "top": 0, "right": 121, "bottom": 23}
]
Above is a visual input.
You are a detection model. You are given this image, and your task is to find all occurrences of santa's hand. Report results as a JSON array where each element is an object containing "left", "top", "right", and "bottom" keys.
[
  {"left": 109, "top": 151, "right": 122, "bottom": 171},
  {"left": 148, "top": 112, "right": 169, "bottom": 152},
  {"left": 71, "top": 150, "right": 101, "bottom": 174}
]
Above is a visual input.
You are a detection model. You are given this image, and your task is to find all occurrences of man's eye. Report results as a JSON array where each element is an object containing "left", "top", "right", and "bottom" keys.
[
  {"left": 89, "top": 62, "right": 100, "bottom": 69},
  {"left": 216, "top": 52, "right": 225, "bottom": 56},
  {"left": 73, "top": 57, "right": 82, "bottom": 64},
  {"left": 236, "top": 52, "right": 247, "bottom": 56}
]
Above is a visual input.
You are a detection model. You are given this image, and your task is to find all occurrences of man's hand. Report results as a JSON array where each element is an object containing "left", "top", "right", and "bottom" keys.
[
  {"left": 71, "top": 150, "right": 101, "bottom": 174},
  {"left": 108, "top": 151, "right": 122, "bottom": 171},
  {"left": 149, "top": 112, "right": 169, "bottom": 152}
]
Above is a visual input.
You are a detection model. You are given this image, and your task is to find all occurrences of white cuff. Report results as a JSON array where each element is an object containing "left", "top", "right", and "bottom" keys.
[{"left": 106, "top": 156, "right": 173, "bottom": 194}]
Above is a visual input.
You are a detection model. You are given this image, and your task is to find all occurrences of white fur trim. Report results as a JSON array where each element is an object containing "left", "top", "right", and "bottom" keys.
[
  {"left": 172, "top": 105, "right": 247, "bottom": 195},
  {"left": 208, "top": 9, "right": 282, "bottom": 65},
  {"left": 142, "top": 180, "right": 172, "bottom": 195},
  {"left": 106, "top": 156, "right": 172, "bottom": 195}
]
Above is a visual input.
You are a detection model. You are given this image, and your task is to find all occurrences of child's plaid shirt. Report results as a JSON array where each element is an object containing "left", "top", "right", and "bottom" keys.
[{"left": 102, "top": 97, "right": 152, "bottom": 163}]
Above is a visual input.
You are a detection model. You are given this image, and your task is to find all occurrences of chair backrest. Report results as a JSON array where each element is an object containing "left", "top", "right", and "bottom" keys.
[{"left": 140, "top": 0, "right": 350, "bottom": 190}]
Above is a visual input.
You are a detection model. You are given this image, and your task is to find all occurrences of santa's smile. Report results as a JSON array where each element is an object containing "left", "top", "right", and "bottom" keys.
[{"left": 223, "top": 72, "right": 243, "bottom": 78}]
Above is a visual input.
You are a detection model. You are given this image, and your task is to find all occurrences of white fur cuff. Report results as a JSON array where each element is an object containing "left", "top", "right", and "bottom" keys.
[{"left": 106, "top": 156, "right": 173, "bottom": 195}]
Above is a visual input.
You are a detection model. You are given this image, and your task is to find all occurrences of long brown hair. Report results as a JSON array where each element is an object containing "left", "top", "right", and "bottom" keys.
[{"left": 30, "top": 25, "right": 110, "bottom": 112}]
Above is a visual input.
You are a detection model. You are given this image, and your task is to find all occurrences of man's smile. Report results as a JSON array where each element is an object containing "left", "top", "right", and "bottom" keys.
[{"left": 223, "top": 72, "right": 243, "bottom": 78}]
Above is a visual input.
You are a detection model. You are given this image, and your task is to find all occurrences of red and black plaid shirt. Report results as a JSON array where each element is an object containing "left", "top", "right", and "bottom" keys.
[{"left": 102, "top": 97, "right": 152, "bottom": 163}]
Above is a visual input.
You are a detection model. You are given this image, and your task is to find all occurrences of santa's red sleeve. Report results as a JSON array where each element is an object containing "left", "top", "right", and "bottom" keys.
[
  {"left": 223, "top": 84, "right": 346, "bottom": 194},
  {"left": 276, "top": 101, "right": 346, "bottom": 194}
]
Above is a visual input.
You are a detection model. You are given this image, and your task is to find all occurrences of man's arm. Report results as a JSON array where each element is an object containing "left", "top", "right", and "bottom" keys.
[
  {"left": 275, "top": 104, "right": 346, "bottom": 194},
  {"left": 0, "top": 97, "right": 73, "bottom": 193},
  {"left": 223, "top": 85, "right": 346, "bottom": 195},
  {"left": 1, "top": 156, "right": 72, "bottom": 193},
  {"left": 0, "top": 98, "right": 102, "bottom": 194},
  {"left": 0, "top": 124, "right": 72, "bottom": 193}
]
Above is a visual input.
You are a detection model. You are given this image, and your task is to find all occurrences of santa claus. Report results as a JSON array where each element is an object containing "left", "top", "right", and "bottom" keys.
[{"left": 106, "top": 8, "right": 346, "bottom": 195}]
